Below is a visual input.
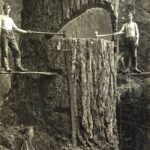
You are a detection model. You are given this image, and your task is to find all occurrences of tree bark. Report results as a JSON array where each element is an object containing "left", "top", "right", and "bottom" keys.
[
  {"left": 10, "top": 38, "right": 118, "bottom": 149},
  {"left": 0, "top": 0, "right": 119, "bottom": 149},
  {"left": 20, "top": 0, "right": 119, "bottom": 149}
]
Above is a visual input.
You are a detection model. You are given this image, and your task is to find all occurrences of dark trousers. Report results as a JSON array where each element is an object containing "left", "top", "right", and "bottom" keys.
[
  {"left": 124, "top": 37, "right": 138, "bottom": 69},
  {"left": 1, "top": 29, "right": 21, "bottom": 67}
]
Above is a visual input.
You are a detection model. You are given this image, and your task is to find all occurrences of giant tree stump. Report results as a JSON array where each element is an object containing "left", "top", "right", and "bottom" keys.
[
  {"left": 0, "top": 38, "right": 119, "bottom": 150},
  {"left": 0, "top": 0, "right": 120, "bottom": 149},
  {"left": 52, "top": 38, "right": 118, "bottom": 149}
]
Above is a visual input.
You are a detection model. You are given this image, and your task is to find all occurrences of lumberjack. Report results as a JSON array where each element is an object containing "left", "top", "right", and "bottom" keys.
[
  {"left": 95, "top": 13, "right": 141, "bottom": 73},
  {"left": 0, "top": 3, "right": 31, "bottom": 72},
  {"left": 0, "top": 3, "right": 65, "bottom": 72},
  {"left": 114, "top": 13, "right": 141, "bottom": 73}
]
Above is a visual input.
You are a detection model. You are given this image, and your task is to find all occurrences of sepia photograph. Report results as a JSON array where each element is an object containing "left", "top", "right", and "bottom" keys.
[{"left": 0, "top": 0, "right": 149, "bottom": 150}]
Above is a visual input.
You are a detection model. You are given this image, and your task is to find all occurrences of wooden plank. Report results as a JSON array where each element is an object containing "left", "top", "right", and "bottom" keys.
[
  {"left": 118, "top": 72, "right": 150, "bottom": 77},
  {"left": 64, "top": 52, "right": 77, "bottom": 147},
  {"left": 128, "top": 72, "right": 150, "bottom": 76},
  {"left": 0, "top": 71, "right": 58, "bottom": 76}
]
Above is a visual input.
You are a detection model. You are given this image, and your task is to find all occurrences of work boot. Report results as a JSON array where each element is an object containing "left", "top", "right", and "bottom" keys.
[
  {"left": 3, "top": 57, "right": 12, "bottom": 72},
  {"left": 16, "top": 66, "right": 28, "bottom": 72},
  {"left": 133, "top": 67, "right": 141, "bottom": 73},
  {"left": 15, "top": 58, "right": 28, "bottom": 72},
  {"left": 123, "top": 67, "right": 130, "bottom": 73}
]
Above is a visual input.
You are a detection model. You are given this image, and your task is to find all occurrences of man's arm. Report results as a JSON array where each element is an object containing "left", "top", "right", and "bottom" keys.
[
  {"left": 135, "top": 23, "right": 139, "bottom": 45},
  {"left": 13, "top": 26, "right": 29, "bottom": 33},
  {"left": 114, "top": 24, "right": 126, "bottom": 36},
  {"left": 14, "top": 27, "right": 28, "bottom": 33},
  {"left": 12, "top": 20, "right": 29, "bottom": 33}
]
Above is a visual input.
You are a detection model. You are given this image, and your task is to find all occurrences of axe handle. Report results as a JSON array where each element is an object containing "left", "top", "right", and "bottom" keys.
[
  {"left": 96, "top": 33, "right": 114, "bottom": 37},
  {"left": 30, "top": 31, "right": 66, "bottom": 37}
]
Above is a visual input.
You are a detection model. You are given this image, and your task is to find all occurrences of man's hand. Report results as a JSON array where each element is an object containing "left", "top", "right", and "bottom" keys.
[
  {"left": 113, "top": 32, "right": 119, "bottom": 36},
  {"left": 95, "top": 31, "right": 98, "bottom": 38},
  {"left": 27, "top": 30, "right": 32, "bottom": 34},
  {"left": 135, "top": 41, "right": 139, "bottom": 47},
  {"left": 113, "top": 32, "right": 117, "bottom": 36}
]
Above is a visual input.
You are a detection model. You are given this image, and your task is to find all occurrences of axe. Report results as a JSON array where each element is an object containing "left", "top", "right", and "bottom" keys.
[{"left": 95, "top": 31, "right": 114, "bottom": 38}]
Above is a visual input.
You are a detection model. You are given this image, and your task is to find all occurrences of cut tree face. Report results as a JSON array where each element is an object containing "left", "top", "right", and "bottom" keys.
[{"left": 54, "top": 8, "right": 112, "bottom": 40}]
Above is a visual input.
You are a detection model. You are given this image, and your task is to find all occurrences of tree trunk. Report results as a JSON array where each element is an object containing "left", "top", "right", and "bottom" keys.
[
  {"left": 0, "top": 38, "right": 119, "bottom": 150},
  {"left": 0, "top": 0, "right": 119, "bottom": 149}
]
